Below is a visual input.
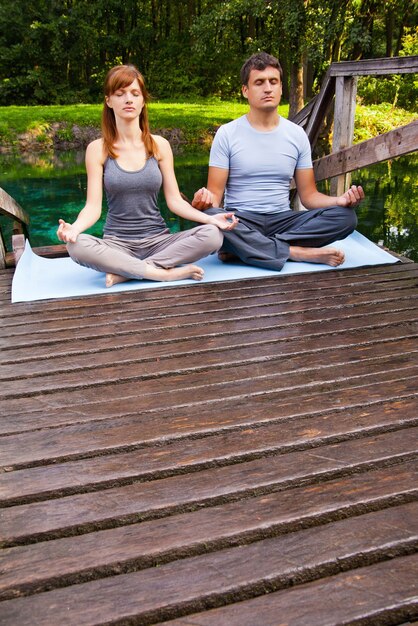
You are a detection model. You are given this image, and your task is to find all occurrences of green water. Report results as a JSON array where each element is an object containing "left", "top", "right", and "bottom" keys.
[{"left": 1, "top": 150, "right": 417, "bottom": 261}]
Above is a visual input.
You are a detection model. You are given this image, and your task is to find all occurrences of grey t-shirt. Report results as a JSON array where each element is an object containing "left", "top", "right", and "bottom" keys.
[{"left": 209, "top": 115, "right": 313, "bottom": 214}]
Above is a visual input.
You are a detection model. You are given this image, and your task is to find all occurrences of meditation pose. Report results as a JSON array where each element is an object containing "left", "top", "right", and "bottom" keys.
[
  {"left": 57, "top": 64, "right": 237, "bottom": 287},
  {"left": 192, "top": 52, "right": 364, "bottom": 270}
]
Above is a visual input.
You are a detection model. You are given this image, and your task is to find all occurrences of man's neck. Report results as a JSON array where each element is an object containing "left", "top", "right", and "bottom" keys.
[{"left": 246, "top": 109, "right": 280, "bottom": 132}]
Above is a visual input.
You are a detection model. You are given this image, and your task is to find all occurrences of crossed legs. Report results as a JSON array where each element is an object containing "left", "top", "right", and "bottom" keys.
[
  {"left": 205, "top": 206, "right": 357, "bottom": 271},
  {"left": 67, "top": 225, "right": 223, "bottom": 286}
]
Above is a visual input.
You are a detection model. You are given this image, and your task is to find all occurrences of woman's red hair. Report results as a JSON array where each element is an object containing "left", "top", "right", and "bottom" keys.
[{"left": 101, "top": 65, "right": 157, "bottom": 160}]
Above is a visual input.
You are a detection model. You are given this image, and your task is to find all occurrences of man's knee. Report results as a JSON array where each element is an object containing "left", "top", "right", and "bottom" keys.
[{"left": 347, "top": 208, "right": 358, "bottom": 231}]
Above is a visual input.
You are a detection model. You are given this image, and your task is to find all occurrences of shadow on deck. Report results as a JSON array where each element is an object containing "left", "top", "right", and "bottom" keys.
[{"left": 0, "top": 259, "right": 417, "bottom": 625}]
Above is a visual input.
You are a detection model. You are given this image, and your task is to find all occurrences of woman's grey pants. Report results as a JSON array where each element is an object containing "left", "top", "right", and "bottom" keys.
[{"left": 67, "top": 225, "right": 223, "bottom": 280}]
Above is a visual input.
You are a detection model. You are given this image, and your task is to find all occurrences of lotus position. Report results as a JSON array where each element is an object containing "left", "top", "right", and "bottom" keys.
[
  {"left": 57, "top": 64, "right": 238, "bottom": 287},
  {"left": 192, "top": 52, "right": 364, "bottom": 271}
]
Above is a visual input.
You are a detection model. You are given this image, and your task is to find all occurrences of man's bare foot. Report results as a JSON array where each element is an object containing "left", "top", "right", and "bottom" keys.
[
  {"left": 106, "top": 273, "right": 130, "bottom": 287},
  {"left": 289, "top": 246, "right": 345, "bottom": 267},
  {"left": 218, "top": 251, "right": 239, "bottom": 263}
]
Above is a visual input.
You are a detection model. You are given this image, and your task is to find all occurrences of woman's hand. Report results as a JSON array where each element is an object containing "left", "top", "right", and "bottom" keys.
[
  {"left": 336, "top": 185, "right": 365, "bottom": 208},
  {"left": 57, "top": 219, "right": 79, "bottom": 243},
  {"left": 210, "top": 212, "right": 239, "bottom": 231}
]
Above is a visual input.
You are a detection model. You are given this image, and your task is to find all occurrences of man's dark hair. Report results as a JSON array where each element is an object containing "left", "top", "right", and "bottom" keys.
[{"left": 240, "top": 52, "right": 283, "bottom": 86}]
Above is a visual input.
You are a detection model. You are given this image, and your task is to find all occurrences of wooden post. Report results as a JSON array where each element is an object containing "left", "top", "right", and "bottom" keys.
[{"left": 330, "top": 75, "right": 358, "bottom": 196}]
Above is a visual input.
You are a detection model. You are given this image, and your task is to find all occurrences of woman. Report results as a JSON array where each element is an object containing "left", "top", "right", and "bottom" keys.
[{"left": 57, "top": 64, "right": 237, "bottom": 286}]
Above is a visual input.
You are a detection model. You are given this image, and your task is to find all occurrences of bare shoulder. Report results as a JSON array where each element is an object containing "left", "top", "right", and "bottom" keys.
[
  {"left": 86, "top": 138, "right": 107, "bottom": 165},
  {"left": 152, "top": 134, "right": 172, "bottom": 160}
]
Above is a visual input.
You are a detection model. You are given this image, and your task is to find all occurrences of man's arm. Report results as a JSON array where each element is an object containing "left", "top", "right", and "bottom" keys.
[
  {"left": 192, "top": 166, "right": 229, "bottom": 210},
  {"left": 295, "top": 168, "right": 364, "bottom": 209}
]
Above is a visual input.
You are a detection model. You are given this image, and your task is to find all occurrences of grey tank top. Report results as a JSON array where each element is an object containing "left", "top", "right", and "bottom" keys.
[{"left": 103, "top": 156, "right": 169, "bottom": 239}]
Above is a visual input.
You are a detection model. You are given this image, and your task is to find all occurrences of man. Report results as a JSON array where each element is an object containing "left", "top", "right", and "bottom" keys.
[{"left": 192, "top": 52, "right": 364, "bottom": 270}]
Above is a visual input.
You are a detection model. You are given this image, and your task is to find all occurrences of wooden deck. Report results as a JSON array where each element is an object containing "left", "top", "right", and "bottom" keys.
[{"left": 0, "top": 259, "right": 417, "bottom": 625}]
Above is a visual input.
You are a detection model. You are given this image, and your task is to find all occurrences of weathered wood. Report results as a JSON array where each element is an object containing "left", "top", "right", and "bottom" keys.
[
  {"left": 1, "top": 395, "right": 416, "bottom": 505},
  {"left": 303, "top": 68, "right": 335, "bottom": 146},
  {"left": 0, "top": 187, "right": 29, "bottom": 227},
  {"left": 1, "top": 494, "right": 416, "bottom": 602},
  {"left": 1, "top": 427, "right": 417, "bottom": 547},
  {"left": 330, "top": 75, "right": 358, "bottom": 195},
  {"left": 0, "top": 237, "right": 417, "bottom": 623},
  {"left": 314, "top": 119, "right": 418, "bottom": 182},
  {"left": 329, "top": 55, "right": 418, "bottom": 76},
  {"left": 161, "top": 554, "right": 418, "bottom": 626},
  {"left": 0, "top": 500, "right": 416, "bottom": 622}
]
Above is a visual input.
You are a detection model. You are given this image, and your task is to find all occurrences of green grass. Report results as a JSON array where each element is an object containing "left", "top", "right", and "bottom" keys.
[
  {"left": 0, "top": 101, "right": 284, "bottom": 146},
  {"left": 0, "top": 99, "right": 415, "bottom": 153}
]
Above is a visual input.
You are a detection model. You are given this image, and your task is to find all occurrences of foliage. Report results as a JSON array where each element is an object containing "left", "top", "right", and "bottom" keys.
[
  {"left": 357, "top": 27, "right": 418, "bottom": 110},
  {"left": 0, "top": 0, "right": 416, "bottom": 106},
  {"left": 353, "top": 103, "right": 417, "bottom": 142}
]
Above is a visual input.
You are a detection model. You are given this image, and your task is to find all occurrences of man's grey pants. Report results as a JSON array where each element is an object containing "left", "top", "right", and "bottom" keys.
[{"left": 205, "top": 205, "right": 358, "bottom": 270}]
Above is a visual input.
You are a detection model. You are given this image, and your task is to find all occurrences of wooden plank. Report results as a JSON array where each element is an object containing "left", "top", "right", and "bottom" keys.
[
  {"left": 0, "top": 500, "right": 416, "bottom": 624},
  {"left": 314, "top": 120, "right": 418, "bottom": 182},
  {"left": 0, "top": 187, "right": 29, "bottom": 226},
  {"left": 329, "top": 55, "right": 418, "bottom": 76},
  {"left": 1, "top": 396, "right": 416, "bottom": 505},
  {"left": 1, "top": 262, "right": 413, "bottom": 323},
  {"left": 304, "top": 68, "right": 335, "bottom": 146},
  {"left": 1, "top": 431, "right": 416, "bottom": 546},
  {"left": 0, "top": 499, "right": 416, "bottom": 616},
  {"left": 1, "top": 331, "right": 417, "bottom": 434},
  {"left": 330, "top": 75, "right": 358, "bottom": 195},
  {"left": 1, "top": 375, "right": 417, "bottom": 471},
  {"left": 1, "top": 286, "right": 416, "bottom": 356},
  {"left": 161, "top": 555, "right": 418, "bottom": 626},
  {"left": 0, "top": 303, "right": 416, "bottom": 395},
  {"left": 0, "top": 294, "right": 418, "bottom": 381},
  {"left": 1, "top": 268, "right": 415, "bottom": 337},
  {"left": 1, "top": 493, "right": 416, "bottom": 602}
]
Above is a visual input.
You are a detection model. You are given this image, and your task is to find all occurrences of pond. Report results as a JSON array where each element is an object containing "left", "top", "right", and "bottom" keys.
[{"left": 1, "top": 149, "right": 417, "bottom": 262}]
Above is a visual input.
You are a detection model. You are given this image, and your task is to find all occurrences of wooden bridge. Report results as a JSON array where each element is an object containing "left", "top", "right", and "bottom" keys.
[{"left": 0, "top": 56, "right": 417, "bottom": 625}]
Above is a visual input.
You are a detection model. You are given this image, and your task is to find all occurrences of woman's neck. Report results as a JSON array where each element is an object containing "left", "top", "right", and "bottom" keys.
[{"left": 115, "top": 118, "right": 143, "bottom": 145}]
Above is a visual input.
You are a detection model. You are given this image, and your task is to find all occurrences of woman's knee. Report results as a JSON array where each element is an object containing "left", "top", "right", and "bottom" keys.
[
  {"left": 67, "top": 234, "right": 94, "bottom": 263},
  {"left": 201, "top": 224, "right": 224, "bottom": 250}
]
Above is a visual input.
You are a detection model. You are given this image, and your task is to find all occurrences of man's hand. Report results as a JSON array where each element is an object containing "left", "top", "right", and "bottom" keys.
[
  {"left": 192, "top": 187, "right": 214, "bottom": 210},
  {"left": 336, "top": 185, "right": 365, "bottom": 208},
  {"left": 210, "top": 212, "right": 239, "bottom": 231},
  {"left": 57, "top": 219, "right": 79, "bottom": 243}
]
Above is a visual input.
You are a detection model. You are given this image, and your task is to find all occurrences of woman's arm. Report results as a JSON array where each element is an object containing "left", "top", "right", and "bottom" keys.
[
  {"left": 155, "top": 135, "right": 238, "bottom": 230},
  {"left": 57, "top": 139, "right": 105, "bottom": 243}
]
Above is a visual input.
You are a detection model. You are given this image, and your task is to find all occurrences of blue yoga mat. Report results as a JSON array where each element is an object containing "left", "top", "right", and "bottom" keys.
[{"left": 11, "top": 231, "right": 399, "bottom": 303}]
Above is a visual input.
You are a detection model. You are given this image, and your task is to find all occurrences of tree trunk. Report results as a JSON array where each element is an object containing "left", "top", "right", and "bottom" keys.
[{"left": 289, "top": 60, "right": 304, "bottom": 119}]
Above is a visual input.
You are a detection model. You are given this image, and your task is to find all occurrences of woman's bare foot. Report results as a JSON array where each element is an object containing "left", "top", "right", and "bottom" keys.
[
  {"left": 105, "top": 264, "right": 204, "bottom": 287},
  {"left": 164, "top": 265, "right": 204, "bottom": 281},
  {"left": 289, "top": 246, "right": 345, "bottom": 267},
  {"left": 144, "top": 263, "right": 205, "bottom": 282},
  {"left": 106, "top": 273, "right": 130, "bottom": 287}
]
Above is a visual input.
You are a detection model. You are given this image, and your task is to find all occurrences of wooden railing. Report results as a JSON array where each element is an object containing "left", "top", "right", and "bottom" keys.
[
  {"left": 0, "top": 187, "right": 29, "bottom": 269},
  {"left": 1, "top": 55, "right": 417, "bottom": 268},
  {"left": 292, "top": 55, "right": 418, "bottom": 194}
]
